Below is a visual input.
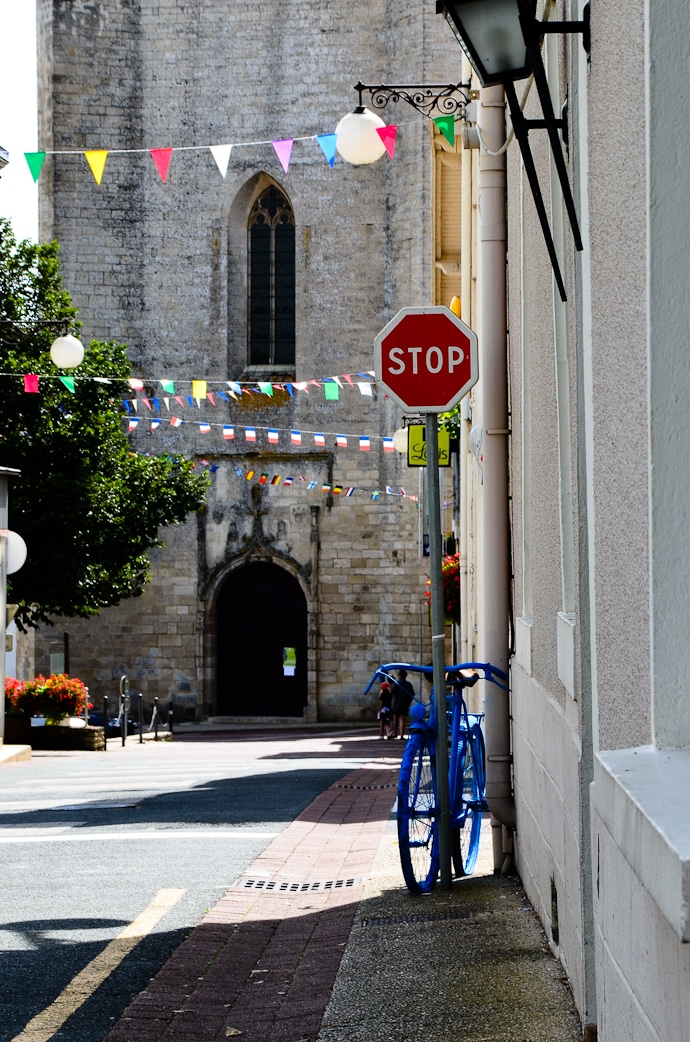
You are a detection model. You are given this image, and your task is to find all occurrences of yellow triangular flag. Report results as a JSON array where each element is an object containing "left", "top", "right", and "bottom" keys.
[{"left": 84, "top": 150, "right": 109, "bottom": 185}]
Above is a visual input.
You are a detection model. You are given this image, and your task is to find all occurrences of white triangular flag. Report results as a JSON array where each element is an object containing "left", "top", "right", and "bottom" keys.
[{"left": 210, "top": 144, "right": 233, "bottom": 178}]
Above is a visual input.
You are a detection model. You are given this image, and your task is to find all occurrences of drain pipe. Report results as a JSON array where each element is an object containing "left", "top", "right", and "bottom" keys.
[{"left": 477, "top": 84, "right": 516, "bottom": 871}]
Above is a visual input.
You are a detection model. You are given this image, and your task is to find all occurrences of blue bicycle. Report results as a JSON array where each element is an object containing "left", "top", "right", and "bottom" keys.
[{"left": 365, "top": 661, "right": 509, "bottom": 893}]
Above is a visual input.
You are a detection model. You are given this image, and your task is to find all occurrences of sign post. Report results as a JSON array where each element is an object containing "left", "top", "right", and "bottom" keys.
[{"left": 375, "top": 307, "right": 478, "bottom": 889}]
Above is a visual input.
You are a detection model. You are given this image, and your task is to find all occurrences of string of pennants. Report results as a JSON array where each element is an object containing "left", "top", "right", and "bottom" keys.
[
  {"left": 11, "top": 372, "right": 377, "bottom": 402},
  {"left": 165, "top": 456, "right": 419, "bottom": 504},
  {"left": 21, "top": 115, "right": 458, "bottom": 184},
  {"left": 127, "top": 414, "right": 393, "bottom": 453}
]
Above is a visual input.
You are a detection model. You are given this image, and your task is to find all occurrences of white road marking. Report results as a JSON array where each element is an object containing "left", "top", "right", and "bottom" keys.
[{"left": 0, "top": 829, "right": 280, "bottom": 844}]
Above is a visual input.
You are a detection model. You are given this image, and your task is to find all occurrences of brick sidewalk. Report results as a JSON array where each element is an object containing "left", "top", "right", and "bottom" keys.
[{"left": 104, "top": 760, "right": 399, "bottom": 1042}]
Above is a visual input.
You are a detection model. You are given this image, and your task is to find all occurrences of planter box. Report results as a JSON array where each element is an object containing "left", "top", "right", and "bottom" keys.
[
  {"left": 29, "top": 725, "right": 105, "bottom": 752},
  {"left": 4, "top": 714, "right": 32, "bottom": 745}
]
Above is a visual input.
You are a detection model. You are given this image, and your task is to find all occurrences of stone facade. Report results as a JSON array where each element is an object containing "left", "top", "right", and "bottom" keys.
[{"left": 34, "top": 0, "right": 462, "bottom": 720}]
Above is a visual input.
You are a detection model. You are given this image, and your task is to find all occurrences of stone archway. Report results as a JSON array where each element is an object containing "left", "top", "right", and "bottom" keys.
[{"left": 215, "top": 560, "right": 308, "bottom": 717}]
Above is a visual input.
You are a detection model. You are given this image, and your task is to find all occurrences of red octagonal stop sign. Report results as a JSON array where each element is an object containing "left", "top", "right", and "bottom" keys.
[{"left": 374, "top": 306, "right": 478, "bottom": 413}]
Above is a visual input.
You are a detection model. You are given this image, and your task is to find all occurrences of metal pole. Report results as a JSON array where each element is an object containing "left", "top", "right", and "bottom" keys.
[{"left": 426, "top": 413, "right": 452, "bottom": 890}]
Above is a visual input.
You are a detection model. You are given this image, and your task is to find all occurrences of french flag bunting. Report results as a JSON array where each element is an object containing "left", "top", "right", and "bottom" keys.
[
  {"left": 344, "top": 487, "right": 355, "bottom": 497},
  {"left": 291, "top": 430, "right": 302, "bottom": 445},
  {"left": 383, "top": 437, "right": 394, "bottom": 452},
  {"left": 245, "top": 427, "right": 257, "bottom": 443},
  {"left": 268, "top": 429, "right": 279, "bottom": 444},
  {"left": 314, "top": 432, "right": 325, "bottom": 447},
  {"left": 336, "top": 434, "right": 347, "bottom": 448},
  {"left": 283, "top": 476, "right": 293, "bottom": 486},
  {"left": 199, "top": 422, "right": 211, "bottom": 434},
  {"left": 150, "top": 419, "right": 161, "bottom": 431},
  {"left": 170, "top": 416, "right": 183, "bottom": 427},
  {"left": 359, "top": 436, "right": 371, "bottom": 451},
  {"left": 128, "top": 416, "right": 140, "bottom": 431},
  {"left": 223, "top": 425, "right": 234, "bottom": 440}
]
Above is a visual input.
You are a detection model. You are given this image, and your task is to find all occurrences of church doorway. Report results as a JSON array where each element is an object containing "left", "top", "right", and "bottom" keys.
[{"left": 215, "top": 561, "right": 308, "bottom": 717}]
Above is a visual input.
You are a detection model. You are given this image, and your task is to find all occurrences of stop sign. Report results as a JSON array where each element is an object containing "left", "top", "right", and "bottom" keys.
[{"left": 374, "top": 306, "right": 478, "bottom": 413}]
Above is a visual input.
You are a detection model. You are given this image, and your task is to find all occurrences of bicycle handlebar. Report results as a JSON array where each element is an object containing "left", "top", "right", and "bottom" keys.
[{"left": 363, "top": 660, "right": 509, "bottom": 696}]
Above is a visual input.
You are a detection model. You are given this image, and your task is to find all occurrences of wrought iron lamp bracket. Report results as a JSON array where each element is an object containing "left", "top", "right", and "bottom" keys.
[{"left": 354, "top": 80, "right": 475, "bottom": 120}]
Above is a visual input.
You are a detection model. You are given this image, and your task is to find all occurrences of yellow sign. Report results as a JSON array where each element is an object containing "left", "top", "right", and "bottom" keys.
[{"left": 407, "top": 424, "right": 451, "bottom": 467}]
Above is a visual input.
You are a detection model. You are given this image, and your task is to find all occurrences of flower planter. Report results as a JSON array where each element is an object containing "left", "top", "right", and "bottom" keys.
[
  {"left": 29, "top": 724, "right": 105, "bottom": 752},
  {"left": 3, "top": 714, "right": 32, "bottom": 745}
]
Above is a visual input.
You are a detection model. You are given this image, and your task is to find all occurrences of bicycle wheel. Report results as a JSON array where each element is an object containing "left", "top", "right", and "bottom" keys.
[
  {"left": 397, "top": 730, "right": 439, "bottom": 893},
  {"left": 451, "top": 729, "right": 483, "bottom": 876}
]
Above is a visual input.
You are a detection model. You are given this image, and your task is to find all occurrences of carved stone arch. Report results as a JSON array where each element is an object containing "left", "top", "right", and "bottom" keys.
[
  {"left": 209, "top": 554, "right": 313, "bottom": 719},
  {"left": 227, "top": 172, "right": 296, "bottom": 380}
]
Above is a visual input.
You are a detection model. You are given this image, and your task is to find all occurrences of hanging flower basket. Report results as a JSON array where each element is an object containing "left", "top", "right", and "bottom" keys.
[{"left": 425, "top": 552, "right": 461, "bottom": 625}]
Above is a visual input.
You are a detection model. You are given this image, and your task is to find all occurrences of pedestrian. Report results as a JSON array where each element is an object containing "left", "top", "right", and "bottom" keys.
[
  {"left": 391, "top": 669, "right": 415, "bottom": 739},
  {"left": 377, "top": 679, "right": 393, "bottom": 739}
]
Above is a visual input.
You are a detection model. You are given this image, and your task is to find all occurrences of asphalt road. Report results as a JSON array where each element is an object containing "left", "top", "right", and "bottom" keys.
[{"left": 0, "top": 727, "right": 378, "bottom": 1042}]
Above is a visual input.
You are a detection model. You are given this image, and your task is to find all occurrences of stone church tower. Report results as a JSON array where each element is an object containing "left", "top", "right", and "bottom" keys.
[{"left": 34, "top": 0, "right": 463, "bottom": 721}]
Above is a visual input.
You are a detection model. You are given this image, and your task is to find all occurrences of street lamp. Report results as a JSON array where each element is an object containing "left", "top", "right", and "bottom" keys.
[
  {"left": 437, "top": 0, "right": 591, "bottom": 301},
  {"left": 336, "top": 80, "right": 473, "bottom": 165},
  {"left": 50, "top": 333, "right": 84, "bottom": 369}
]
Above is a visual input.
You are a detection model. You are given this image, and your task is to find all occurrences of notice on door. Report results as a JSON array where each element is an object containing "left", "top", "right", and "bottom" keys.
[{"left": 283, "top": 647, "right": 297, "bottom": 676}]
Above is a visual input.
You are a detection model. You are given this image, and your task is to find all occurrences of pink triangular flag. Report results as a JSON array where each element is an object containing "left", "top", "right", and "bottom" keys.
[
  {"left": 272, "top": 139, "right": 294, "bottom": 173},
  {"left": 150, "top": 148, "right": 173, "bottom": 182},
  {"left": 376, "top": 125, "right": 397, "bottom": 159}
]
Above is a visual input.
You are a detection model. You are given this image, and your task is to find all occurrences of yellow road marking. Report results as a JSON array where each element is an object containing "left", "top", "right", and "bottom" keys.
[{"left": 11, "top": 887, "right": 186, "bottom": 1042}]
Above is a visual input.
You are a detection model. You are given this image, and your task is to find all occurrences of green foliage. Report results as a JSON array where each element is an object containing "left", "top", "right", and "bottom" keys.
[{"left": 0, "top": 219, "right": 209, "bottom": 628}]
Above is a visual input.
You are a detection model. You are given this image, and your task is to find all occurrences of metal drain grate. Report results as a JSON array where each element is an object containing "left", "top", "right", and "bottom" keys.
[
  {"left": 362, "top": 908, "right": 491, "bottom": 927},
  {"left": 234, "top": 876, "right": 360, "bottom": 893},
  {"left": 334, "top": 783, "right": 397, "bottom": 790}
]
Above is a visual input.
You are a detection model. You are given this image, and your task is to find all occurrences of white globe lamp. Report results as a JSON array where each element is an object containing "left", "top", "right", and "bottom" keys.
[
  {"left": 50, "top": 333, "right": 84, "bottom": 369},
  {"left": 335, "top": 107, "right": 387, "bottom": 165},
  {"left": 392, "top": 427, "right": 409, "bottom": 454}
]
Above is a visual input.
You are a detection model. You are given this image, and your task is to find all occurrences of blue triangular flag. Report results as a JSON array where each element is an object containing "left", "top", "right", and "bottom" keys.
[{"left": 317, "top": 134, "right": 337, "bottom": 168}]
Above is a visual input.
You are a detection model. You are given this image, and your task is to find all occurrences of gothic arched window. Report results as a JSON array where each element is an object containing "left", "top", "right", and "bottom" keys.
[{"left": 248, "top": 185, "right": 295, "bottom": 366}]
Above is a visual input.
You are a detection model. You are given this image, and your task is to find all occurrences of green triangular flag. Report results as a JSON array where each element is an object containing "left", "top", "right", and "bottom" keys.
[
  {"left": 258, "top": 382, "right": 274, "bottom": 396},
  {"left": 434, "top": 115, "right": 455, "bottom": 147},
  {"left": 160, "top": 379, "right": 175, "bottom": 394},
  {"left": 324, "top": 381, "right": 340, "bottom": 400},
  {"left": 59, "top": 375, "right": 76, "bottom": 393},
  {"left": 24, "top": 152, "right": 47, "bottom": 183}
]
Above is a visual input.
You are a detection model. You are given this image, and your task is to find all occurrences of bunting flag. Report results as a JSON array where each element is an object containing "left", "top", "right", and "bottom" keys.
[
  {"left": 160, "top": 379, "right": 175, "bottom": 394},
  {"left": 170, "top": 416, "right": 183, "bottom": 427},
  {"left": 192, "top": 380, "right": 207, "bottom": 400},
  {"left": 84, "top": 150, "right": 109, "bottom": 185},
  {"left": 60, "top": 376, "right": 75, "bottom": 393},
  {"left": 383, "top": 437, "right": 394, "bottom": 452},
  {"left": 434, "top": 115, "right": 455, "bottom": 147},
  {"left": 376, "top": 125, "right": 398, "bottom": 159},
  {"left": 333, "top": 485, "right": 343, "bottom": 495},
  {"left": 151, "top": 419, "right": 161, "bottom": 430},
  {"left": 336, "top": 434, "right": 347, "bottom": 448},
  {"left": 128, "top": 417, "right": 140, "bottom": 431},
  {"left": 129, "top": 378, "right": 144, "bottom": 390},
  {"left": 345, "top": 487, "right": 355, "bottom": 497},
  {"left": 24, "top": 374, "right": 39, "bottom": 393},
  {"left": 316, "top": 134, "right": 337, "bottom": 167},
  {"left": 358, "top": 382, "right": 373, "bottom": 397},
  {"left": 259, "top": 473, "right": 268, "bottom": 485},
  {"left": 273, "top": 138, "right": 294, "bottom": 173},
  {"left": 268, "top": 429, "right": 279, "bottom": 444},
  {"left": 271, "top": 475, "right": 281, "bottom": 486},
  {"left": 210, "top": 144, "right": 232, "bottom": 177},
  {"left": 150, "top": 148, "right": 173, "bottom": 182},
  {"left": 324, "top": 381, "right": 339, "bottom": 401},
  {"left": 291, "top": 430, "right": 302, "bottom": 445},
  {"left": 307, "top": 481, "right": 317, "bottom": 490},
  {"left": 314, "top": 433, "right": 325, "bottom": 447},
  {"left": 245, "top": 427, "right": 256, "bottom": 442},
  {"left": 24, "top": 152, "right": 46, "bottom": 183},
  {"left": 223, "top": 425, "right": 234, "bottom": 440},
  {"left": 245, "top": 470, "right": 255, "bottom": 481},
  {"left": 283, "top": 476, "right": 293, "bottom": 486},
  {"left": 199, "top": 422, "right": 211, "bottom": 433},
  {"left": 359, "top": 436, "right": 371, "bottom": 451},
  {"left": 322, "top": 483, "right": 331, "bottom": 493}
]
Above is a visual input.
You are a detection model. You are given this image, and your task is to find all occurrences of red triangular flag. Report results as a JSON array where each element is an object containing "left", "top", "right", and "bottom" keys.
[
  {"left": 150, "top": 148, "right": 173, "bottom": 182},
  {"left": 376, "top": 125, "right": 397, "bottom": 159}
]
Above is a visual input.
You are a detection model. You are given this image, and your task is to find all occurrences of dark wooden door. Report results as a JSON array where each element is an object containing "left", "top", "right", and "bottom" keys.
[{"left": 216, "top": 562, "right": 308, "bottom": 716}]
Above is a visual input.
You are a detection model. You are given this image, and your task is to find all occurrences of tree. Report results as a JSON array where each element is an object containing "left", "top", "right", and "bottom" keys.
[{"left": 0, "top": 219, "right": 208, "bottom": 628}]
